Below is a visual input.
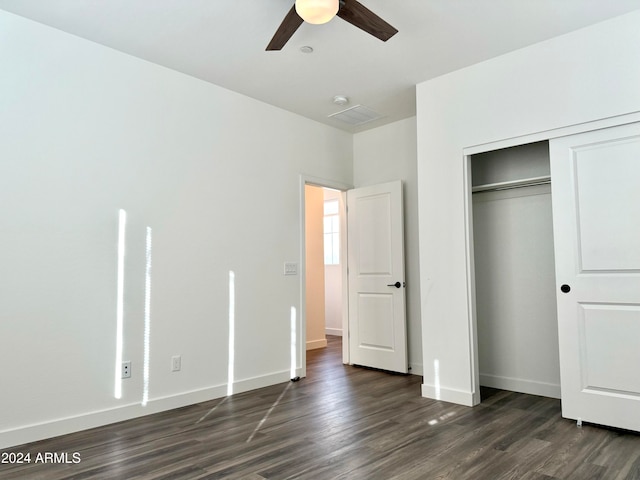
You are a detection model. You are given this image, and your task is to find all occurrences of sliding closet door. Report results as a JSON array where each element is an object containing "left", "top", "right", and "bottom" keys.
[{"left": 551, "top": 122, "right": 640, "bottom": 431}]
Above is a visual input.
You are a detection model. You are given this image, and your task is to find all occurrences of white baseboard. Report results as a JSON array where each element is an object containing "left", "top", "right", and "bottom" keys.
[
  {"left": 479, "top": 373, "right": 561, "bottom": 399},
  {"left": 231, "top": 370, "right": 293, "bottom": 395},
  {"left": 0, "top": 369, "right": 294, "bottom": 450},
  {"left": 421, "top": 383, "right": 478, "bottom": 406},
  {"left": 325, "top": 328, "right": 342, "bottom": 337},
  {"left": 306, "top": 338, "right": 328, "bottom": 350}
]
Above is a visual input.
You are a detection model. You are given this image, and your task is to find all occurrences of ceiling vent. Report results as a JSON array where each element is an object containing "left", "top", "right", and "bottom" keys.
[{"left": 328, "top": 105, "right": 383, "bottom": 126}]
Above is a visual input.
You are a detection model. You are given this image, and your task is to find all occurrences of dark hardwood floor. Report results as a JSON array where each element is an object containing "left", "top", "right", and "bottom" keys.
[{"left": 3, "top": 336, "right": 640, "bottom": 479}]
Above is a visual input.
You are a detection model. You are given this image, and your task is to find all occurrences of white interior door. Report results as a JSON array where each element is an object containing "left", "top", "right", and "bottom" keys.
[
  {"left": 550, "top": 122, "right": 640, "bottom": 431},
  {"left": 347, "top": 180, "right": 407, "bottom": 373}
]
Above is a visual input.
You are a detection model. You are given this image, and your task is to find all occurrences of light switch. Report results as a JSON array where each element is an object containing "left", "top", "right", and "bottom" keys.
[{"left": 284, "top": 262, "right": 298, "bottom": 275}]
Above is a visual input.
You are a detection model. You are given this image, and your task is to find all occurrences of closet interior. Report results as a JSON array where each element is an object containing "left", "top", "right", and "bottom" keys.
[{"left": 471, "top": 141, "right": 561, "bottom": 399}]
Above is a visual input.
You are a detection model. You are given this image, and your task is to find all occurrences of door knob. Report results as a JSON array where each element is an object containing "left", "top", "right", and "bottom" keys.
[
  {"left": 560, "top": 284, "right": 571, "bottom": 293},
  {"left": 387, "top": 281, "right": 402, "bottom": 288}
]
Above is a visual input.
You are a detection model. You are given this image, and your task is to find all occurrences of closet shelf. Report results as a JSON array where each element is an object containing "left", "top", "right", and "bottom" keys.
[{"left": 472, "top": 175, "right": 551, "bottom": 193}]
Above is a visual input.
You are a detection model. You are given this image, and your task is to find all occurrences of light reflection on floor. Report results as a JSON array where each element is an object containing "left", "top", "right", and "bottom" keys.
[{"left": 246, "top": 382, "right": 292, "bottom": 443}]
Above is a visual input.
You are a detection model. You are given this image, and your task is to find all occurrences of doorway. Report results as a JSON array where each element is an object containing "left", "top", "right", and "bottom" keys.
[
  {"left": 469, "top": 141, "right": 561, "bottom": 400},
  {"left": 300, "top": 177, "right": 408, "bottom": 378},
  {"left": 304, "top": 184, "right": 345, "bottom": 356},
  {"left": 299, "top": 176, "right": 351, "bottom": 379}
]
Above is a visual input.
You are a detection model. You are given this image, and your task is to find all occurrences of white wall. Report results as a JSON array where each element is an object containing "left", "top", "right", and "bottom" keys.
[
  {"left": 0, "top": 11, "right": 352, "bottom": 448},
  {"left": 353, "top": 117, "right": 422, "bottom": 375},
  {"left": 416, "top": 10, "right": 640, "bottom": 405},
  {"left": 305, "top": 185, "right": 327, "bottom": 350},
  {"left": 324, "top": 265, "right": 342, "bottom": 336},
  {"left": 323, "top": 188, "right": 343, "bottom": 336}
]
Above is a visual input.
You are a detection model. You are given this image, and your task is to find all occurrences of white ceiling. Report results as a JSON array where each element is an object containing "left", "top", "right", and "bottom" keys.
[{"left": 1, "top": 0, "right": 639, "bottom": 132}]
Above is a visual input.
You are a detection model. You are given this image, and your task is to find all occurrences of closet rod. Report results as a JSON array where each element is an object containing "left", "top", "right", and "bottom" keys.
[{"left": 472, "top": 175, "right": 551, "bottom": 193}]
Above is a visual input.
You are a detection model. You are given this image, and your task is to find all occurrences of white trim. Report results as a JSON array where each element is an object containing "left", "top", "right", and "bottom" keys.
[
  {"left": 421, "top": 383, "right": 476, "bottom": 407},
  {"left": 301, "top": 175, "right": 352, "bottom": 191},
  {"left": 463, "top": 154, "right": 481, "bottom": 407},
  {"left": 0, "top": 370, "right": 295, "bottom": 450},
  {"left": 339, "top": 190, "right": 349, "bottom": 365},
  {"left": 480, "top": 374, "right": 561, "bottom": 399},
  {"left": 463, "top": 111, "right": 640, "bottom": 156},
  {"left": 232, "top": 369, "right": 295, "bottom": 395},
  {"left": 325, "top": 328, "right": 342, "bottom": 336},
  {"left": 306, "top": 339, "right": 328, "bottom": 350}
]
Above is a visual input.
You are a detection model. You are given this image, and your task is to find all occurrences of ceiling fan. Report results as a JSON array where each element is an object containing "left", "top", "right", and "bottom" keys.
[{"left": 266, "top": 0, "right": 398, "bottom": 51}]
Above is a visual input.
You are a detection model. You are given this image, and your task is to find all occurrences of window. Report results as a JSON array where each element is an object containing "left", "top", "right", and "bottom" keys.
[{"left": 324, "top": 199, "right": 340, "bottom": 265}]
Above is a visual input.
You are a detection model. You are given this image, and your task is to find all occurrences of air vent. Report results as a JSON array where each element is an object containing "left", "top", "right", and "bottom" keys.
[{"left": 328, "top": 105, "right": 383, "bottom": 126}]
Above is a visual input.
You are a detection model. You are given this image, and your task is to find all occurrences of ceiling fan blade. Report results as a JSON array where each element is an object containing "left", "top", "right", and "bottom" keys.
[
  {"left": 337, "top": 0, "right": 398, "bottom": 42},
  {"left": 266, "top": 5, "right": 304, "bottom": 51}
]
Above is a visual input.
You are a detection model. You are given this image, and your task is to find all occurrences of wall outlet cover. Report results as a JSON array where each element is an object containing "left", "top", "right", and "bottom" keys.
[
  {"left": 122, "top": 361, "right": 131, "bottom": 379},
  {"left": 284, "top": 262, "right": 298, "bottom": 275},
  {"left": 171, "top": 355, "right": 181, "bottom": 372}
]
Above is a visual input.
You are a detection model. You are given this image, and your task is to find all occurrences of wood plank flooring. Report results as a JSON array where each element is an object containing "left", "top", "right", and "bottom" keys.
[{"left": 2, "top": 336, "right": 640, "bottom": 479}]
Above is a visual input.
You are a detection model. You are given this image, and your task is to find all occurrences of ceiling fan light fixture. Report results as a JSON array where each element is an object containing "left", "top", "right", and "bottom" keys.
[{"left": 295, "top": 0, "right": 339, "bottom": 25}]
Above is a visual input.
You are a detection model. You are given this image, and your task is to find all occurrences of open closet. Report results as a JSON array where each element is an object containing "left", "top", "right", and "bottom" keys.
[{"left": 471, "top": 141, "right": 560, "bottom": 399}]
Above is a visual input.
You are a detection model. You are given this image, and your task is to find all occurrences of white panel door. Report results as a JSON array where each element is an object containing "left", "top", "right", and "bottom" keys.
[
  {"left": 347, "top": 181, "right": 407, "bottom": 373},
  {"left": 550, "top": 122, "right": 640, "bottom": 431}
]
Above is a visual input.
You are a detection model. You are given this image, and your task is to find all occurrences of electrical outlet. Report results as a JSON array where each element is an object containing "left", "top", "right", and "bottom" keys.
[
  {"left": 171, "top": 355, "right": 181, "bottom": 372},
  {"left": 122, "top": 361, "right": 131, "bottom": 379}
]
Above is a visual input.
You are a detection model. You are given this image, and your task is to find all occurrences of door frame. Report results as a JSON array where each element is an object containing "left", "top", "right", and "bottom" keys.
[
  {"left": 299, "top": 174, "right": 353, "bottom": 378},
  {"left": 462, "top": 111, "right": 640, "bottom": 406}
]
